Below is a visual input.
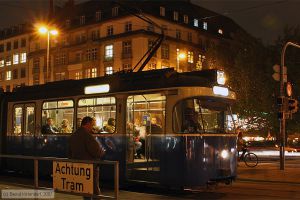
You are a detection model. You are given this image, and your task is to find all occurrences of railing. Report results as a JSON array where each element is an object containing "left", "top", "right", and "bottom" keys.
[{"left": 0, "top": 154, "right": 119, "bottom": 199}]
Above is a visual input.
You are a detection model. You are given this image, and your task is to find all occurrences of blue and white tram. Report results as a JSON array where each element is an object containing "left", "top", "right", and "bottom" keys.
[{"left": 0, "top": 68, "right": 237, "bottom": 188}]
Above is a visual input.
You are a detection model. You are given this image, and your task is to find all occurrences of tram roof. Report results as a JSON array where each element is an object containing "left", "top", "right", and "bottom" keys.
[{"left": 6, "top": 68, "right": 224, "bottom": 101}]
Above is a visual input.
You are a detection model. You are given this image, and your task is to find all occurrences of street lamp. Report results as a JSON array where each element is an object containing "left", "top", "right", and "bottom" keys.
[
  {"left": 176, "top": 49, "right": 186, "bottom": 72},
  {"left": 38, "top": 26, "right": 58, "bottom": 82}
]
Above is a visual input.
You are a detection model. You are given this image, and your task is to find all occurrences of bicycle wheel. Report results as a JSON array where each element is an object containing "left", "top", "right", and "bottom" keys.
[{"left": 244, "top": 153, "right": 258, "bottom": 167}]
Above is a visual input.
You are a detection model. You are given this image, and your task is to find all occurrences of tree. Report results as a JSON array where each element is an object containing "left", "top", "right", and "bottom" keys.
[{"left": 205, "top": 31, "right": 276, "bottom": 134}]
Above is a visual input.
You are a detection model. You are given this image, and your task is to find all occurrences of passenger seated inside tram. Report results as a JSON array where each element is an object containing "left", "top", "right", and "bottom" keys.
[
  {"left": 182, "top": 108, "right": 201, "bottom": 133},
  {"left": 127, "top": 122, "right": 143, "bottom": 159},
  {"left": 60, "top": 119, "right": 72, "bottom": 134},
  {"left": 103, "top": 118, "right": 116, "bottom": 133},
  {"left": 41, "top": 117, "right": 59, "bottom": 134}
]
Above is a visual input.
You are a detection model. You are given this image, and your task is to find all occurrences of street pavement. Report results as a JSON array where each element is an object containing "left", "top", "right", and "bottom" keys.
[{"left": 1, "top": 159, "right": 300, "bottom": 199}]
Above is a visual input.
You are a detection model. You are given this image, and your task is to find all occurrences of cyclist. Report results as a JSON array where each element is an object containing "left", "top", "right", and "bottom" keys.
[{"left": 237, "top": 131, "right": 247, "bottom": 159}]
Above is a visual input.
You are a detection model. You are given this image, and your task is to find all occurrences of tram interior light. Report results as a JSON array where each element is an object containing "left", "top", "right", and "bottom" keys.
[
  {"left": 217, "top": 70, "right": 226, "bottom": 85},
  {"left": 85, "top": 84, "right": 110, "bottom": 94},
  {"left": 213, "top": 86, "right": 229, "bottom": 96}
]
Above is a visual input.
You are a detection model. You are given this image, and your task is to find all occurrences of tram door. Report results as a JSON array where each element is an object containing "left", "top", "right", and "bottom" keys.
[{"left": 126, "top": 94, "right": 165, "bottom": 182}]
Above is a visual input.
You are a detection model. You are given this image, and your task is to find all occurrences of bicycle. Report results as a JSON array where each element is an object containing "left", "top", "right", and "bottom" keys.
[{"left": 238, "top": 148, "right": 258, "bottom": 167}]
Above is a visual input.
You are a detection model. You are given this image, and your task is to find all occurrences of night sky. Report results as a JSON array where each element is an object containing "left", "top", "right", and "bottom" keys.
[{"left": 0, "top": 0, "right": 299, "bottom": 44}]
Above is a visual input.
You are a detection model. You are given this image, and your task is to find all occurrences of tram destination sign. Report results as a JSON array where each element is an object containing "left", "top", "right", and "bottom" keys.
[{"left": 53, "top": 161, "right": 94, "bottom": 195}]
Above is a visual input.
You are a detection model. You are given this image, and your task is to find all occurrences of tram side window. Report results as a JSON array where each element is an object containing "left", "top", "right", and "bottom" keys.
[
  {"left": 13, "top": 106, "right": 23, "bottom": 135},
  {"left": 127, "top": 93, "right": 166, "bottom": 135},
  {"left": 77, "top": 97, "right": 116, "bottom": 133},
  {"left": 42, "top": 100, "right": 74, "bottom": 134},
  {"left": 173, "top": 98, "right": 226, "bottom": 133},
  {"left": 25, "top": 106, "right": 35, "bottom": 135}
]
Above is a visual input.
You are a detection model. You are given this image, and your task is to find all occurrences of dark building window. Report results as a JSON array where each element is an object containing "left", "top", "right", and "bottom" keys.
[
  {"left": 161, "top": 44, "right": 169, "bottom": 59},
  {"left": 176, "top": 29, "right": 181, "bottom": 39},
  {"left": 86, "top": 48, "right": 98, "bottom": 61},
  {"left": 20, "top": 68, "right": 26, "bottom": 78},
  {"left": 0, "top": 44, "right": 4, "bottom": 52},
  {"left": 148, "top": 40, "right": 157, "bottom": 57},
  {"left": 107, "top": 26, "right": 113, "bottom": 36},
  {"left": 13, "top": 40, "right": 18, "bottom": 49},
  {"left": 95, "top": 11, "right": 102, "bottom": 21},
  {"left": 6, "top": 42, "right": 11, "bottom": 51},
  {"left": 21, "top": 38, "right": 26, "bottom": 47},
  {"left": 122, "top": 41, "right": 132, "bottom": 58},
  {"left": 125, "top": 22, "right": 132, "bottom": 32},
  {"left": 13, "top": 69, "right": 18, "bottom": 79}
]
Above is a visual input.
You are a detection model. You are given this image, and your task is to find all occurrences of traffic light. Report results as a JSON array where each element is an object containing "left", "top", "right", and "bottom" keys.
[{"left": 288, "top": 98, "right": 298, "bottom": 114}]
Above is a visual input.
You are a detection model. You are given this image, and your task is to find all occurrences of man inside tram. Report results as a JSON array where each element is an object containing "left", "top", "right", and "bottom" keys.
[
  {"left": 150, "top": 117, "right": 162, "bottom": 134},
  {"left": 41, "top": 117, "right": 59, "bottom": 134},
  {"left": 182, "top": 108, "right": 201, "bottom": 133}
]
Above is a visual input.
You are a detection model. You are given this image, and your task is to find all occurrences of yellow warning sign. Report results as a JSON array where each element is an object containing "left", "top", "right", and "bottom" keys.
[{"left": 53, "top": 161, "right": 94, "bottom": 194}]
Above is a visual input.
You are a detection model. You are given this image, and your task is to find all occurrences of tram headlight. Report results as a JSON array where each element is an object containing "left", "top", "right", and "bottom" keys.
[{"left": 221, "top": 149, "right": 229, "bottom": 159}]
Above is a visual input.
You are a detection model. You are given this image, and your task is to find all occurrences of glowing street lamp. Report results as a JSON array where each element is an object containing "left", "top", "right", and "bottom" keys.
[
  {"left": 38, "top": 25, "right": 58, "bottom": 82},
  {"left": 176, "top": 49, "right": 186, "bottom": 72}
]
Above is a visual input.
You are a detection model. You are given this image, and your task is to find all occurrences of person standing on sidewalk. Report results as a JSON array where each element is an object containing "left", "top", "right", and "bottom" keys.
[{"left": 68, "top": 116, "right": 105, "bottom": 200}]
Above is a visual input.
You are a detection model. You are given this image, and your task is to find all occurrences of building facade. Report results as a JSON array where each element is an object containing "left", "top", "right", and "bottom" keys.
[{"left": 0, "top": 0, "right": 243, "bottom": 91}]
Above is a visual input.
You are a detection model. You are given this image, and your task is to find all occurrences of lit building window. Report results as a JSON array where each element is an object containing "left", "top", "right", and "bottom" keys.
[
  {"left": 112, "top": 7, "right": 119, "bottom": 17},
  {"left": 91, "top": 68, "right": 97, "bottom": 78},
  {"left": 194, "top": 19, "right": 198, "bottom": 27},
  {"left": 184, "top": 15, "right": 189, "bottom": 24},
  {"left": 218, "top": 29, "right": 223, "bottom": 34},
  {"left": 105, "top": 66, "right": 113, "bottom": 75},
  {"left": 107, "top": 25, "right": 114, "bottom": 36},
  {"left": 85, "top": 69, "right": 91, "bottom": 78},
  {"left": 188, "top": 51, "right": 194, "bottom": 63},
  {"left": 173, "top": 11, "right": 179, "bottom": 21},
  {"left": 6, "top": 71, "right": 11, "bottom": 80},
  {"left": 80, "top": 15, "right": 85, "bottom": 25},
  {"left": 162, "top": 65, "right": 169, "bottom": 69},
  {"left": 148, "top": 63, "right": 156, "bottom": 70},
  {"left": 13, "top": 54, "right": 19, "bottom": 65},
  {"left": 95, "top": 11, "right": 101, "bottom": 21},
  {"left": 0, "top": 59, "right": 4, "bottom": 67},
  {"left": 160, "top": 6, "right": 165, "bottom": 16},
  {"left": 20, "top": 52, "right": 26, "bottom": 63},
  {"left": 55, "top": 72, "right": 65, "bottom": 81},
  {"left": 203, "top": 22, "right": 208, "bottom": 30},
  {"left": 125, "top": 21, "right": 132, "bottom": 32},
  {"left": 105, "top": 45, "right": 113, "bottom": 60},
  {"left": 75, "top": 72, "right": 82, "bottom": 80},
  {"left": 123, "top": 63, "right": 131, "bottom": 71},
  {"left": 6, "top": 56, "right": 11, "bottom": 66}
]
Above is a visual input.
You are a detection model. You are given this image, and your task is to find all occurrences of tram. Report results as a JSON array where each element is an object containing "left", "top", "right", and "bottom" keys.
[{"left": 0, "top": 68, "right": 237, "bottom": 188}]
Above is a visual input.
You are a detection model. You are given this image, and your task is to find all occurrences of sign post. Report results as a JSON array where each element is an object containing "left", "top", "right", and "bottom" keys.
[{"left": 279, "top": 42, "right": 300, "bottom": 170}]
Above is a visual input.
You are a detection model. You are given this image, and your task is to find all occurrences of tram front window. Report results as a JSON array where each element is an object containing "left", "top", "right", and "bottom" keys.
[{"left": 173, "top": 98, "right": 230, "bottom": 133}]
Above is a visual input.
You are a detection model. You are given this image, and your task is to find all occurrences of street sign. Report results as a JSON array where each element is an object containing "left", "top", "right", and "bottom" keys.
[{"left": 53, "top": 161, "right": 94, "bottom": 195}]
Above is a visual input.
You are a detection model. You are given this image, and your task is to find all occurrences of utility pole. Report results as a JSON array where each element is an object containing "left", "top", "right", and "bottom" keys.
[{"left": 279, "top": 42, "right": 300, "bottom": 170}]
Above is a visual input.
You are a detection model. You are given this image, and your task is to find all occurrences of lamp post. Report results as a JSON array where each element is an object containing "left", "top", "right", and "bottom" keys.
[
  {"left": 176, "top": 50, "right": 186, "bottom": 72},
  {"left": 38, "top": 26, "right": 58, "bottom": 82}
]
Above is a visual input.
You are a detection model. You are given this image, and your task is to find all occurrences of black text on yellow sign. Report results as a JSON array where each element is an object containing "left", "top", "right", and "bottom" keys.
[{"left": 53, "top": 161, "right": 94, "bottom": 194}]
